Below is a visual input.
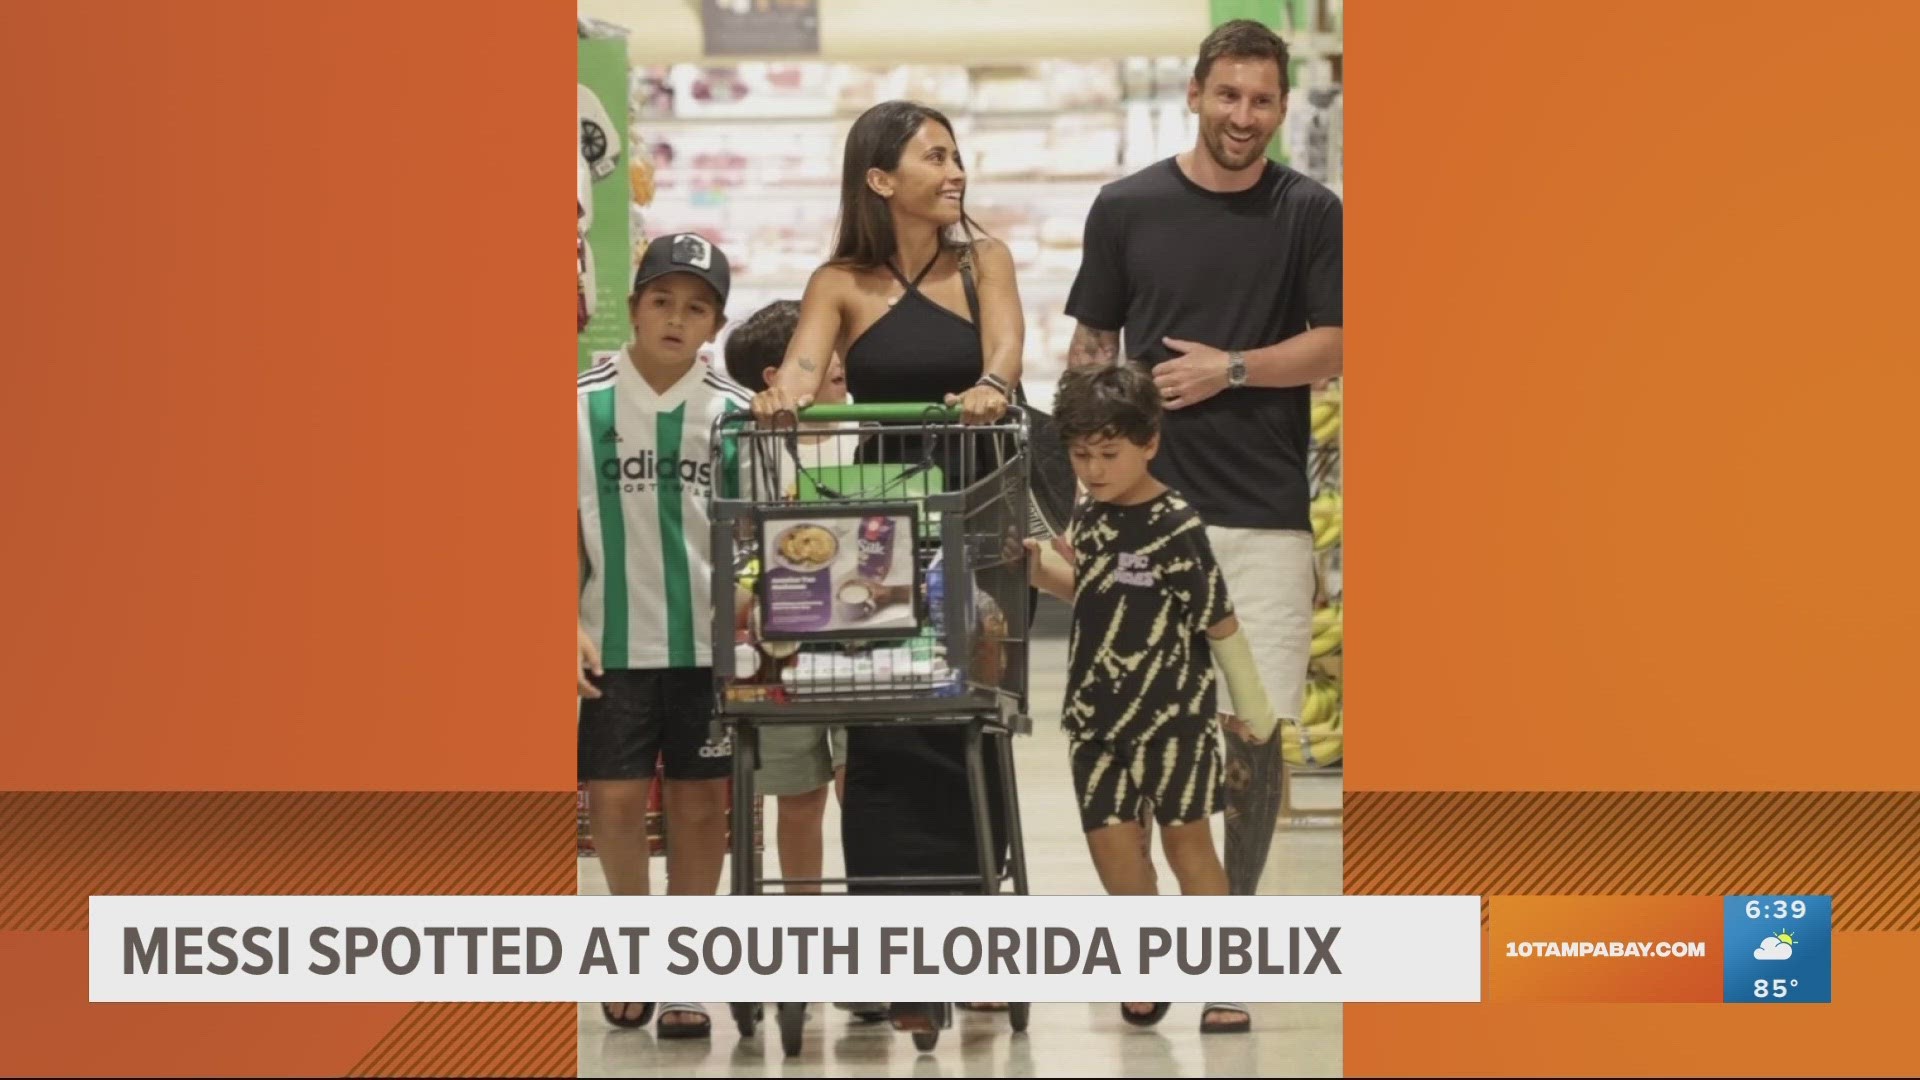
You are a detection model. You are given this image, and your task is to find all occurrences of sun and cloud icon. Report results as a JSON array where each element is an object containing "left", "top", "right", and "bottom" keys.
[{"left": 1754, "top": 931, "right": 1796, "bottom": 961}]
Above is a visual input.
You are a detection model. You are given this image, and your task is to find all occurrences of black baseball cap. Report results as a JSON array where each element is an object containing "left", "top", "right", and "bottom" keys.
[{"left": 632, "top": 232, "right": 730, "bottom": 310}]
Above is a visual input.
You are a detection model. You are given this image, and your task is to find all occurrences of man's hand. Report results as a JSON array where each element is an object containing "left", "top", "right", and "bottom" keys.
[
  {"left": 1222, "top": 715, "right": 1272, "bottom": 745},
  {"left": 577, "top": 625, "right": 604, "bottom": 699},
  {"left": 1155, "top": 338, "right": 1232, "bottom": 410}
]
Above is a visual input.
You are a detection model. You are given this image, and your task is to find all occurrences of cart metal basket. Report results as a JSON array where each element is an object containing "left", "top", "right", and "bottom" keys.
[{"left": 708, "top": 402, "right": 1036, "bottom": 1054}]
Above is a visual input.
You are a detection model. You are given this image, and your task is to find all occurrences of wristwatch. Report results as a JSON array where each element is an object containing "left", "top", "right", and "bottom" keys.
[{"left": 1227, "top": 350, "right": 1248, "bottom": 388}]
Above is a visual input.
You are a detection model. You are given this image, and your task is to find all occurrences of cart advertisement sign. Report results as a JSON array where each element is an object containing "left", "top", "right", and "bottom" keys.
[{"left": 760, "top": 507, "right": 920, "bottom": 639}]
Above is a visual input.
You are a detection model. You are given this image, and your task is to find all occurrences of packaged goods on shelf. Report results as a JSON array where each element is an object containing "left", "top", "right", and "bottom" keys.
[
  {"left": 968, "top": 64, "right": 1052, "bottom": 113},
  {"left": 1044, "top": 59, "right": 1123, "bottom": 109},
  {"left": 1285, "top": 84, "right": 1343, "bottom": 186},
  {"left": 621, "top": 53, "right": 1345, "bottom": 383},
  {"left": 1044, "top": 114, "right": 1125, "bottom": 176},
  {"left": 834, "top": 63, "right": 972, "bottom": 113},
  {"left": 666, "top": 61, "right": 837, "bottom": 119}
]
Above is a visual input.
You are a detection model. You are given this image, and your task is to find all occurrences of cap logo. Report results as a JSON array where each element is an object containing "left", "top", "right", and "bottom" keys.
[{"left": 671, "top": 234, "right": 713, "bottom": 270}]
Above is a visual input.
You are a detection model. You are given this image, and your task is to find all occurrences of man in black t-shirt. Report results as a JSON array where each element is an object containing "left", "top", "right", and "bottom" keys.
[{"left": 1063, "top": 18, "right": 1344, "bottom": 1032}]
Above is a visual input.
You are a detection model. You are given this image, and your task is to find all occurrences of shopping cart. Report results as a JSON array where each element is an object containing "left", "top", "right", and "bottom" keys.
[{"left": 708, "top": 402, "right": 1035, "bottom": 1056}]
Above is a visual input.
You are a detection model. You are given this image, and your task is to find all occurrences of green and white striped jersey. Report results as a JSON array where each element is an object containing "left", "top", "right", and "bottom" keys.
[{"left": 577, "top": 351, "right": 752, "bottom": 670}]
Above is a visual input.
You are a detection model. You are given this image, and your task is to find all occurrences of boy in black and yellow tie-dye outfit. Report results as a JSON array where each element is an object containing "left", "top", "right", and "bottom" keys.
[{"left": 1026, "top": 363, "right": 1277, "bottom": 1030}]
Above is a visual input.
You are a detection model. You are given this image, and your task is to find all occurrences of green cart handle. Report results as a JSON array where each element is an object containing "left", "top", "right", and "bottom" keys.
[
  {"left": 794, "top": 403, "right": 961, "bottom": 422},
  {"left": 713, "top": 402, "right": 1024, "bottom": 434},
  {"left": 717, "top": 402, "right": 965, "bottom": 427}
]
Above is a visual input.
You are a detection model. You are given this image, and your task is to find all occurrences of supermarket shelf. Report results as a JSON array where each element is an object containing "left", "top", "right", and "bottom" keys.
[
  {"left": 633, "top": 105, "right": 1145, "bottom": 131},
  {"left": 648, "top": 176, "right": 1123, "bottom": 200}
]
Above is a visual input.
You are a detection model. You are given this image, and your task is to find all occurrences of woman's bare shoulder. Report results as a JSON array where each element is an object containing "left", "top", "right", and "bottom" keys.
[
  {"left": 967, "top": 235, "right": 1011, "bottom": 258},
  {"left": 806, "top": 262, "right": 865, "bottom": 290},
  {"left": 965, "top": 235, "right": 1018, "bottom": 280}
]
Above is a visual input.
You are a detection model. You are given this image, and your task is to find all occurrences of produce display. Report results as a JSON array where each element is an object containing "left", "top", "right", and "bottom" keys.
[{"left": 1289, "top": 377, "right": 1343, "bottom": 770}]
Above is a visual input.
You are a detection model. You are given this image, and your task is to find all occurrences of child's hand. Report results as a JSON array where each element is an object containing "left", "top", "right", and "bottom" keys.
[
  {"left": 1023, "top": 537, "right": 1074, "bottom": 584},
  {"left": 1050, "top": 533, "right": 1076, "bottom": 567},
  {"left": 1025, "top": 535, "right": 1077, "bottom": 601},
  {"left": 577, "top": 625, "right": 603, "bottom": 699}
]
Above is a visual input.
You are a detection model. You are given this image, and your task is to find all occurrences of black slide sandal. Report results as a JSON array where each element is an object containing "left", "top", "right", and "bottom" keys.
[
  {"left": 1120, "top": 1002, "right": 1170, "bottom": 1027},
  {"left": 657, "top": 1002, "right": 712, "bottom": 1039},
  {"left": 1200, "top": 1002, "right": 1251, "bottom": 1034},
  {"left": 601, "top": 1002, "right": 655, "bottom": 1029}
]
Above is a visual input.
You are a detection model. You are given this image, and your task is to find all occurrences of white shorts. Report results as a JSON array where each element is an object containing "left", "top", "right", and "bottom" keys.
[{"left": 1207, "top": 527, "right": 1317, "bottom": 721}]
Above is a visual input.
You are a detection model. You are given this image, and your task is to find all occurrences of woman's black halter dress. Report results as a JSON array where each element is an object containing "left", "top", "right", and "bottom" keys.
[{"left": 838, "top": 247, "right": 1013, "bottom": 896}]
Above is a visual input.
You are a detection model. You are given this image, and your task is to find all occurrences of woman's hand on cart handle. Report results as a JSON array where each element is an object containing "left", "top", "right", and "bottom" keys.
[
  {"left": 577, "top": 624, "right": 604, "bottom": 700},
  {"left": 751, "top": 386, "right": 812, "bottom": 428},
  {"left": 945, "top": 382, "right": 1008, "bottom": 426}
]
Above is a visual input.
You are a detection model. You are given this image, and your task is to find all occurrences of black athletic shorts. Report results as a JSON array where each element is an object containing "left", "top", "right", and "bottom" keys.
[
  {"left": 1069, "top": 728, "right": 1224, "bottom": 833},
  {"left": 577, "top": 668, "right": 731, "bottom": 782}
]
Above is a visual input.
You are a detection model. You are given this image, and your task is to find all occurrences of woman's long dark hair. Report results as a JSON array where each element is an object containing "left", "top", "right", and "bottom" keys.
[{"left": 830, "top": 100, "right": 986, "bottom": 270}]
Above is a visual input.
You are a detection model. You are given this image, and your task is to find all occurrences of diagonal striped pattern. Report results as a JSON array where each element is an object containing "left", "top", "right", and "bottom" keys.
[
  {"left": 0, "top": 791, "right": 573, "bottom": 931},
  {"left": 347, "top": 1002, "right": 574, "bottom": 1077},
  {"left": 1346, "top": 791, "right": 1920, "bottom": 930}
]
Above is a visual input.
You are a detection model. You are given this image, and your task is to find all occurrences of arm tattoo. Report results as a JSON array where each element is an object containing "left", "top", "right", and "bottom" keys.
[
  {"left": 795, "top": 357, "right": 818, "bottom": 373},
  {"left": 1066, "top": 324, "right": 1120, "bottom": 370}
]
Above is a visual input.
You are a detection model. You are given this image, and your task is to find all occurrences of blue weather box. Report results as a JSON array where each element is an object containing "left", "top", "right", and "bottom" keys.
[{"left": 1723, "top": 895, "right": 1832, "bottom": 1003}]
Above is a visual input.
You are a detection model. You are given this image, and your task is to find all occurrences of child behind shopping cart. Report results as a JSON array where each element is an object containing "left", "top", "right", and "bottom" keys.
[
  {"left": 723, "top": 300, "right": 888, "bottom": 1023},
  {"left": 722, "top": 300, "right": 851, "bottom": 888},
  {"left": 1025, "top": 363, "right": 1276, "bottom": 1035}
]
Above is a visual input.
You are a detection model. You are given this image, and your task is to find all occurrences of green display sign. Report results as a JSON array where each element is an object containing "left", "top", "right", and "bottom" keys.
[{"left": 577, "top": 38, "right": 632, "bottom": 371}]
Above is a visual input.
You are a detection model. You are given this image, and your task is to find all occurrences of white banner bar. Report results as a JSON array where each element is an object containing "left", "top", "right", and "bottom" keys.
[{"left": 90, "top": 895, "right": 1481, "bottom": 1003}]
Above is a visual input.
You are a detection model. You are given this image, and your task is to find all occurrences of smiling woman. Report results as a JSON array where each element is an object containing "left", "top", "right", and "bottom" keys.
[{"left": 740, "top": 98, "right": 1032, "bottom": 1042}]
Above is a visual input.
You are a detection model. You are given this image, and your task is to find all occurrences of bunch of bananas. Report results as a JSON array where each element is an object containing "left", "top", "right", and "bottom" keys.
[
  {"left": 1310, "top": 601, "right": 1343, "bottom": 658},
  {"left": 1281, "top": 674, "right": 1343, "bottom": 768},
  {"left": 1298, "top": 380, "right": 1343, "bottom": 768},
  {"left": 1311, "top": 386, "right": 1342, "bottom": 445},
  {"left": 1310, "top": 490, "right": 1342, "bottom": 552}
]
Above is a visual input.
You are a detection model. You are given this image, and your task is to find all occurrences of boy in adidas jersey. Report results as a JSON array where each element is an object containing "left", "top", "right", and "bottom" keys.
[{"left": 577, "top": 233, "right": 749, "bottom": 1039}]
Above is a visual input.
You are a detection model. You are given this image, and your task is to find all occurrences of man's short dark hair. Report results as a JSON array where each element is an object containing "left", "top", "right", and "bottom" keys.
[
  {"left": 722, "top": 299, "right": 800, "bottom": 391},
  {"left": 1194, "top": 19, "right": 1291, "bottom": 92},
  {"left": 1053, "top": 364, "right": 1161, "bottom": 447}
]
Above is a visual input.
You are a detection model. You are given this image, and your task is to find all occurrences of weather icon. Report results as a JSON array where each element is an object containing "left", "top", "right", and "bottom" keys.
[{"left": 1754, "top": 931, "right": 1796, "bottom": 961}]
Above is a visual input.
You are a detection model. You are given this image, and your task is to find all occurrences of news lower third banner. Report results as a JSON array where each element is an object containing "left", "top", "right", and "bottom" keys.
[
  {"left": 1488, "top": 894, "right": 1833, "bottom": 1004},
  {"left": 91, "top": 895, "right": 1480, "bottom": 1003}
]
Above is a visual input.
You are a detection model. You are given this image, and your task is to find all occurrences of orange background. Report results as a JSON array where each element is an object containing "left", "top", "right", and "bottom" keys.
[
  {"left": 0, "top": 1, "right": 568, "bottom": 1075},
  {"left": 0, "top": 1, "right": 570, "bottom": 793},
  {"left": 1348, "top": 0, "right": 1920, "bottom": 793},
  {"left": 1487, "top": 896, "right": 1720, "bottom": 1004},
  {"left": 1348, "top": 0, "right": 1920, "bottom": 1074}
]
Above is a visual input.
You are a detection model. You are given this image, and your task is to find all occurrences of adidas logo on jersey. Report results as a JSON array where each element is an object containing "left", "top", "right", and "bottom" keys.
[
  {"left": 599, "top": 450, "right": 712, "bottom": 488},
  {"left": 600, "top": 427, "right": 621, "bottom": 444}
]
